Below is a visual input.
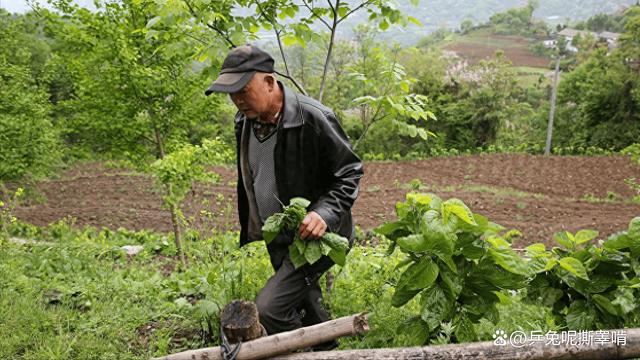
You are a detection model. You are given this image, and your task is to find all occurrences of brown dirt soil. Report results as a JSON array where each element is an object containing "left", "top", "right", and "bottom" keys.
[
  {"left": 444, "top": 37, "right": 551, "bottom": 68},
  {"left": 10, "top": 154, "right": 640, "bottom": 248}
]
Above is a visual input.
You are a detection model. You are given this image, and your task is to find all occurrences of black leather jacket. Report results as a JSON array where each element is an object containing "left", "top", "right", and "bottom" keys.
[{"left": 235, "top": 83, "right": 364, "bottom": 247}]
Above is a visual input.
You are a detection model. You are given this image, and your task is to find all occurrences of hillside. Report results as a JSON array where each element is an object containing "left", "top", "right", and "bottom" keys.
[
  {"left": 341, "top": 0, "right": 637, "bottom": 44},
  {"left": 437, "top": 28, "right": 551, "bottom": 68}
]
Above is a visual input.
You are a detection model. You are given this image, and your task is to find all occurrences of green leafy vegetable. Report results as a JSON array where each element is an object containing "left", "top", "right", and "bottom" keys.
[{"left": 262, "top": 198, "right": 350, "bottom": 268}]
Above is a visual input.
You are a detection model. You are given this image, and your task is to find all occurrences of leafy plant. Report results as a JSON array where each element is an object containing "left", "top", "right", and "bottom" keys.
[
  {"left": 351, "top": 57, "right": 436, "bottom": 150},
  {"left": 262, "top": 198, "right": 349, "bottom": 268},
  {"left": 524, "top": 220, "right": 640, "bottom": 330},
  {"left": 151, "top": 139, "right": 231, "bottom": 267},
  {"left": 0, "top": 187, "right": 24, "bottom": 240},
  {"left": 375, "top": 193, "right": 531, "bottom": 344}
]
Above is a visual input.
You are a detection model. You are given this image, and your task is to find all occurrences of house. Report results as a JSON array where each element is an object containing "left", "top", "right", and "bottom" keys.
[
  {"left": 599, "top": 31, "right": 622, "bottom": 51},
  {"left": 557, "top": 28, "right": 596, "bottom": 44},
  {"left": 544, "top": 28, "right": 622, "bottom": 53},
  {"left": 599, "top": 31, "right": 621, "bottom": 43}
]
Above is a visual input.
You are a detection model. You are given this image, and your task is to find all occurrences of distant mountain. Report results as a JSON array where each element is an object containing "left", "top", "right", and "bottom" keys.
[{"left": 335, "top": 0, "right": 637, "bottom": 44}]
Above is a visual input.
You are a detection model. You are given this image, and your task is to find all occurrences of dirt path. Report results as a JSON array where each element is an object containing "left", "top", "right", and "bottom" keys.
[{"left": 10, "top": 154, "right": 640, "bottom": 247}]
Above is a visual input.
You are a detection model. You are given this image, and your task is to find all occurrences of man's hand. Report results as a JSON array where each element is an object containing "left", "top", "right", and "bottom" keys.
[{"left": 298, "top": 211, "right": 327, "bottom": 240}]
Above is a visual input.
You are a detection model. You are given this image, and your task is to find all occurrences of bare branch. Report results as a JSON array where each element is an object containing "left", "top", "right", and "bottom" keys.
[
  {"left": 337, "top": 0, "right": 375, "bottom": 25},
  {"left": 183, "top": 0, "right": 236, "bottom": 48},
  {"left": 254, "top": 1, "right": 277, "bottom": 25},
  {"left": 353, "top": 57, "right": 399, "bottom": 149},
  {"left": 253, "top": 1, "right": 302, "bottom": 93},
  {"left": 178, "top": 30, "right": 209, "bottom": 46},
  {"left": 318, "top": 0, "right": 339, "bottom": 101},
  {"left": 326, "top": 0, "right": 336, "bottom": 15},
  {"left": 275, "top": 70, "right": 308, "bottom": 96},
  {"left": 300, "top": 0, "right": 332, "bottom": 30},
  {"left": 275, "top": 29, "right": 292, "bottom": 77},
  {"left": 206, "top": 20, "right": 236, "bottom": 48},
  {"left": 255, "top": 1, "right": 291, "bottom": 76}
]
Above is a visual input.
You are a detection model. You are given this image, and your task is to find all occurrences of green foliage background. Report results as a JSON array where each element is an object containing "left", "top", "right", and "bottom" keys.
[{"left": 2, "top": 2, "right": 640, "bottom": 180}]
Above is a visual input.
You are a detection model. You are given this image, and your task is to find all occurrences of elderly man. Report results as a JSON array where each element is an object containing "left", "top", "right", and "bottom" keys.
[{"left": 205, "top": 45, "right": 363, "bottom": 345}]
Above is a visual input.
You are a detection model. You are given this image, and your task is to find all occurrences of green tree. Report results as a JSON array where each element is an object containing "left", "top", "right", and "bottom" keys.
[
  {"left": 459, "top": 19, "right": 473, "bottom": 35},
  {"left": 43, "top": 0, "right": 233, "bottom": 163},
  {"left": 411, "top": 51, "right": 532, "bottom": 150},
  {"left": 151, "top": 138, "right": 232, "bottom": 267},
  {"left": 153, "top": 0, "right": 421, "bottom": 102},
  {"left": 0, "top": 10, "right": 61, "bottom": 181},
  {"left": 553, "top": 10, "right": 640, "bottom": 150},
  {"left": 349, "top": 44, "right": 436, "bottom": 151}
]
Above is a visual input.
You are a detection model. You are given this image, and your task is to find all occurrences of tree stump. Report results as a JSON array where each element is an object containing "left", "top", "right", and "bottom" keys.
[{"left": 220, "top": 300, "right": 266, "bottom": 344}]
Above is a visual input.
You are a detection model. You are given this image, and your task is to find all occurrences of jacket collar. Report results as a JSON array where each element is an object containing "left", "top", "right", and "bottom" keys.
[
  {"left": 233, "top": 81, "right": 303, "bottom": 129},
  {"left": 279, "top": 82, "right": 304, "bottom": 129}
]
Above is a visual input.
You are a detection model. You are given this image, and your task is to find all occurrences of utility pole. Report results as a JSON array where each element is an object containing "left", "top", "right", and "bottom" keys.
[{"left": 545, "top": 54, "right": 561, "bottom": 156}]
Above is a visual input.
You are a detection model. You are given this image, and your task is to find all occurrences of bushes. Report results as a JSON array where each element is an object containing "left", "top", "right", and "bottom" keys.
[
  {"left": 376, "top": 193, "right": 640, "bottom": 345},
  {"left": 0, "top": 11, "right": 62, "bottom": 181}
]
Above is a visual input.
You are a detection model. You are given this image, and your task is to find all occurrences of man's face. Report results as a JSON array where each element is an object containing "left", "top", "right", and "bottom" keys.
[{"left": 229, "top": 74, "right": 271, "bottom": 119}]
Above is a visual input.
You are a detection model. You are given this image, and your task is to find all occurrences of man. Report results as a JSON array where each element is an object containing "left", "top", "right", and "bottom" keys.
[{"left": 205, "top": 45, "right": 363, "bottom": 343}]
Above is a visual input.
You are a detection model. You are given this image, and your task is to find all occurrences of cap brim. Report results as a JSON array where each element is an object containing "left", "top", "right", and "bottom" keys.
[{"left": 204, "top": 71, "right": 256, "bottom": 95}]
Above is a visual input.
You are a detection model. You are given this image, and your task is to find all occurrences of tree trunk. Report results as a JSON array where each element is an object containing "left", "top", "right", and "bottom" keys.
[
  {"left": 274, "top": 328, "right": 640, "bottom": 360},
  {"left": 318, "top": 1, "right": 339, "bottom": 102},
  {"left": 221, "top": 300, "right": 266, "bottom": 343},
  {"left": 151, "top": 313, "right": 368, "bottom": 360},
  {"left": 153, "top": 121, "right": 166, "bottom": 159}
]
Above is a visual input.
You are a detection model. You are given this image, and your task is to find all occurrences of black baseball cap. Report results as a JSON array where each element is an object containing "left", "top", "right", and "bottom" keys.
[{"left": 205, "top": 44, "right": 275, "bottom": 95}]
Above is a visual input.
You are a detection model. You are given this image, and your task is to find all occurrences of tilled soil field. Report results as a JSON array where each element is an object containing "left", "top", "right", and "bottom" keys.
[
  {"left": 443, "top": 34, "right": 551, "bottom": 68},
  {"left": 11, "top": 154, "right": 640, "bottom": 248}
]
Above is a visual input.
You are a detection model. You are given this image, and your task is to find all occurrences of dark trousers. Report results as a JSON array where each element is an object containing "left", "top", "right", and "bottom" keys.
[{"left": 255, "top": 231, "right": 334, "bottom": 335}]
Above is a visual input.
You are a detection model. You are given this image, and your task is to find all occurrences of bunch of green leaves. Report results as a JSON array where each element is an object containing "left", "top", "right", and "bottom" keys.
[
  {"left": 524, "top": 218, "right": 640, "bottom": 330},
  {"left": 262, "top": 198, "right": 349, "bottom": 269},
  {"left": 375, "top": 193, "right": 531, "bottom": 344}
]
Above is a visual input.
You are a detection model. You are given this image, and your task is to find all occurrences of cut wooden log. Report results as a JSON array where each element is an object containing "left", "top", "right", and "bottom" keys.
[
  {"left": 220, "top": 300, "right": 265, "bottom": 343},
  {"left": 150, "top": 313, "right": 368, "bottom": 360},
  {"left": 273, "top": 328, "right": 640, "bottom": 360}
]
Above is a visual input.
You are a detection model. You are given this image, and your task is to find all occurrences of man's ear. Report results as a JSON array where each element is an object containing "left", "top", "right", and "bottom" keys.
[{"left": 264, "top": 74, "right": 276, "bottom": 91}]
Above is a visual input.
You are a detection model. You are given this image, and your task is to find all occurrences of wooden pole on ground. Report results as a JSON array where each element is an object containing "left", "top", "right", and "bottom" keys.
[
  {"left": 150, "top": 313, "right": 368, "bottom": 360},
  {"left": 274, "top": 328, "right": 640, "bottom": 360}
]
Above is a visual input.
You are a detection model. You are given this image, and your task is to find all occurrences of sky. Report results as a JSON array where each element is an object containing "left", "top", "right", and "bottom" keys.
[{"left": 0, "top": 0, "right": 95, "bottom": 13}]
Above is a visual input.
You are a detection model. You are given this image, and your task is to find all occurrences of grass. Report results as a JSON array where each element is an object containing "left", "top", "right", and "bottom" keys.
[
  {"left": 455, "top": 28, "right": 524, "bottom": 48},
  {"left": 0, "top": 221, "right": 423, "bottom": 358},
  {"left": 578, "top": 191, "right": 635, "bottom": 204},
  {"left": 0, "top": 217, "right": 618, "bottom": 359},
  {"left": 401, "top": 180, "right": 547, "bottom": 200},
  {"left": 514, "top": 66, "right": 550, "bottom": 88},
  {"left": 0, "top": 223, "right": 271, "bottom": 359}
]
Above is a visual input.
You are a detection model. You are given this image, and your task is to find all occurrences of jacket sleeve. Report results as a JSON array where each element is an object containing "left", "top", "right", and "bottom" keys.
[
  {"left": 234, "top": 116, "right": 249, "bottom": 246},
  {"left": 308, "top": 112, "right": 364, "bottom": 232}
]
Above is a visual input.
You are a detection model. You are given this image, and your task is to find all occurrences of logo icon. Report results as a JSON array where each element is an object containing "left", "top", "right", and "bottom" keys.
[{"left": 493, "top": 329, "right": 508, "bottom": 346}]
